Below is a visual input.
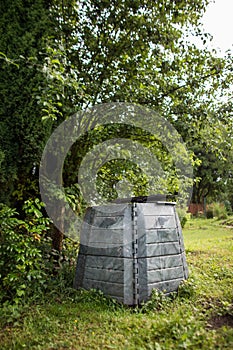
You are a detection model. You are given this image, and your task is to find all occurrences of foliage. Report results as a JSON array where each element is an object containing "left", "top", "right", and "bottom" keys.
[
  {"left": 206, "top": 208, "right": 214, "bottom": 219},
  {"left": 39, "top": 0, "right": 233, "bottom": 210},
  {"left": 0, "top": 201, "right": 51, "bottom": 304},
  {"left": 139, "top": 289, "right": 174, "bottom": 313},
  {"left": 177, "top": 207, "right": 189, "bottom": 228},
  {"left": 207, "top": 202, "right": 228, "bottom": 220},
  {"left": 0, "top": 0, "right": 54, "bottom": 205},
  {"left": 188, "top": 114, "right": 233, "bottom": 205},
  {"left": 1, "top": 0, "right": 233, "bottom": 249},
  {"left": 177, "top": 277, "right": 197, "bottom": 299},
  {"left": 0, "top": 198, "right": 79, "bottom": 316}
]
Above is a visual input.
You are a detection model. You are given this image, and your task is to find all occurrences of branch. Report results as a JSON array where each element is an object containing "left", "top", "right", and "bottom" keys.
[{"left": 159, "top": 69, "right": 220, "bottom": 100}]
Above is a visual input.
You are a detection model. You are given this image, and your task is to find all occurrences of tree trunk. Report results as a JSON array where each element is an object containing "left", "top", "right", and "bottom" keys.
[{"left": 51, "top": 203, "right": 65, "bottom": 272}]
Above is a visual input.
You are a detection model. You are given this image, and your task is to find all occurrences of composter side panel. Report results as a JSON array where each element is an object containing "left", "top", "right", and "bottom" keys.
[
  {"left": 174, "top": 208, "right": 189, "bottom": 279},
  {"left": 74, "top": 203, "right": 134, "bottom": 304},
  {"left": 136, "top": 203, "right": 188, "bottom": 303}
]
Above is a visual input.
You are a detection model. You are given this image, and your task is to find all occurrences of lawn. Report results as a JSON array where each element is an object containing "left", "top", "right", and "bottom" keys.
[{"left": 1, "top": 218, "right": 233, "bottom": 349}]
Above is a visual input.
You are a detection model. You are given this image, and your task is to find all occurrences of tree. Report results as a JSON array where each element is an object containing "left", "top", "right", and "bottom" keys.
[
  {"left": 42, "top": 1, "right": 233, "bottom": 204},
  {"left": 0, "top": 1, "right": 56, "bottom": 207},
  {"left": 1, "top": 0, "right": 233, "bottom": 251},
  {"left": 189, "top": 99, "right": 233, "bottom": 205}
]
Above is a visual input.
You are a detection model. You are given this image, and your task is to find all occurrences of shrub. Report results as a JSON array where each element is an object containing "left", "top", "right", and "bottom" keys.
[
  {"left": 224, "top": 200, "right": 232, "bottom": 215},
  {"left": 0, "top": 201, "right": 52, "bottom": 304},
  {"left": 206, "top": 209, "right": 214, "bottom": 219},
  {"left": 176, "top": 207, "right": 189, "bottom": 228},
  {"left": 0, "top": 199, "right": 80, "bottom": 308},
  {"left": 211, "top": 202, "right": 228, "bottom": 220}
]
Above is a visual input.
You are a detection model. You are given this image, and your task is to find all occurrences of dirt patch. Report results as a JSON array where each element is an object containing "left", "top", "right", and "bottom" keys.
[{"left": 207, "top": 314, "right": 233, "bottom": 330}]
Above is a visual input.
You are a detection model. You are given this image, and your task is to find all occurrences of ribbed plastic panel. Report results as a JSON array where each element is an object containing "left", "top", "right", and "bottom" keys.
[{"left": 74, "top": 200, "right": 188, "bottom": 305}]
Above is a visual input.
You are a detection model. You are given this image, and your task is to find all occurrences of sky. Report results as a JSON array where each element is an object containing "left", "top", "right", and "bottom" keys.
[{"left": 201, "top": 0, "right": 233, "bottom": 53}]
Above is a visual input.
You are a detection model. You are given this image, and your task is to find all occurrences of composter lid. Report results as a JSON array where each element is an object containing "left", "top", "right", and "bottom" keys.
[{"left": 112, "top": 194, "right": 177, "bottom": 204}]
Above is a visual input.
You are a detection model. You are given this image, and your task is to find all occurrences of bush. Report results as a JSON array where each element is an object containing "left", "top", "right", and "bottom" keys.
[
  {"left": 208, "top": 202, "right": 228, "bottom": 220},
  {"left": 0, "top": 199, "right": 80, "bottom": 309},
  {"left": 0, "top": 201, "right": 52, "bottom": 304},
  {"left": 206, "top": 209, "right": 214, "bottom": 219},
  {"left": 176, "top": 207, "right": 189, "bottom": 228},
  {"left": 224, "top": 200, "right": 232, "bottom": 215}
]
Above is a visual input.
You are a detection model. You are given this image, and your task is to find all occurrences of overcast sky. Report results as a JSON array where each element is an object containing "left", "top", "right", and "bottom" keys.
[{"left": 202, "top": 0, "right": 233, "bottom": 53}]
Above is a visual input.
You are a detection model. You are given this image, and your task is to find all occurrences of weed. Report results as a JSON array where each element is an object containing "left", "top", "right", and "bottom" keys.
[
  {"left": 177, "top": 276, "right": 197, "bottom": 299},
  {"left": 139, "top": 289, "right": 173, "bottom": 313}
]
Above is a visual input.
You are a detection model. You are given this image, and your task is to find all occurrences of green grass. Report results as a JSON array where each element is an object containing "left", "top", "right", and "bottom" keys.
[{"left": 1, "top": 218, "right": 233, "bottom": 349}]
